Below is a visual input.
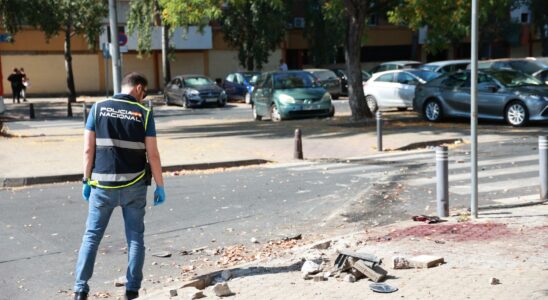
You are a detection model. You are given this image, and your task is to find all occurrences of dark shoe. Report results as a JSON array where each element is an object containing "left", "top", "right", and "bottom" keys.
[
  {"left": 125, "top": 290, "right": 139, "bottom": 300},
  {"left": 73, "top": 292, "right": 88, "bottom": 300}
]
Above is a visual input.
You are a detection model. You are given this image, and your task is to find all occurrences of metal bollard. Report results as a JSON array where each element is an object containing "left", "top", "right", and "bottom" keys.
[
  {"left": 67, "top": 101, "right": 73, "bottom": 118},
  {"left": 376, "top": 110, "right": 382, "bottom": 152},
  {"left": 436, "top": 146, "right": 449, "bottom": 217},
  {"left": 294, "top": 128, "right": 303, "bottom": 160},
  {"left": 29, "top": 103, "right": 35, "bottom": 119},
  {"left": 540, "top": 136, "right": 548, "bottom": 201},
  {"left": 83, "top": 103, "right": 87, "bottom": 125}
]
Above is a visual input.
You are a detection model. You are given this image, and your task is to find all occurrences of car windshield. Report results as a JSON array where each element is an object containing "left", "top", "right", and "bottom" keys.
[
  {"left": 488, "top": 70, "right": 543, "bottom": 87},
  {"left": 273, "top": 72, "right": 317, "bottom": 89},
  {"left": 421, "top": 65, "right": 439, "bottom": 72},
  {"left": 410, "top": 70, "right": 439, "bottom": 81},
  {"left": 312, "top": 70, "right": 337, "bottom": 81},
  {"left": 183, "top": 77, "right": 213, "bottom": 87},
  {"left": 507, "top": 60, "right": 546, "bottom": 74}
]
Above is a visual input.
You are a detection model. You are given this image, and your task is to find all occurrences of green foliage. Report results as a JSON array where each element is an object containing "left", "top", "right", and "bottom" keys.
[
  {"left": 387, "top": 0, "right": 519, "bottom": 54},
  {"left": 221, "top": 0, "right": 289, "bottom": 70},
  {"left": 303, "top": 0, "right": 344, "bottom": 66},
  {"left": 127, "top": 0, "right": 221, "bottom": 54}
]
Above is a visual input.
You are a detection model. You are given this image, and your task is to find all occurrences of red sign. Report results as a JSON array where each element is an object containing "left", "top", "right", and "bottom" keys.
[{"left": 118, "top": 32, "right": 128, "bottom": 46}]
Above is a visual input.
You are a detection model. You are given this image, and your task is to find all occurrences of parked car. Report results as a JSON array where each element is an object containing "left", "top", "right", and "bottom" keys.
[
  {"left": 413, "top": 69, "right": 548, "bottom": 126},
  {"left": 363, "top": 69, "right": 439, "bottom": 112},
  {"left": 222, "top": 71, "right": 261, "bottom": 104},
  {"left": 331, "top": 68, "right": 371, "bottom": 95},
  {"left": 477, "top": 58, "right": 548, "bottom": 84},
  {"left": 304, "top": 69, "right": 342, "bottom": 99},
  {"left": 369, "top": 60, "right": 422, "bottom": 74},
  {"left": 164, "top": 75, "right": 227, "bottom": 108},
  {"left": 421, "top": 59, "right": 470, "bottom": 74},
  {"left": 251, "top": 71, "right": 334, "bottom": 122}
]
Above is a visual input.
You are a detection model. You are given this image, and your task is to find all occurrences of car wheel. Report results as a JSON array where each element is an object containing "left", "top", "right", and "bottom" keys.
[
  {"left": 270, "top": 104, "right": 282, "bottom": 122},
  {"left": 245, "top": 93, "right": 252, "bottom": 104},
  {"left": 218, "top": 97, "right": 226, "bottom": 108},
  {"left": 328, "top": 105, "right": 335, "bottom": 117},
  {"left": 366, "top": 95, "right": 378, "bottom": 113},
  {"left": 397, "top": 107, "right": 407, "bottom": 111},
  {"left": 253, "top": 104, "right": 262, "bottom": 121},
  {"left": 423, "top": 99, "right": 442, "bottom": 122},
  {"left": 182, "top": 96, "right": 190, "bottom": 109},
  {"left": 505, "top": 101, "right": 528, "bottom": 127}
]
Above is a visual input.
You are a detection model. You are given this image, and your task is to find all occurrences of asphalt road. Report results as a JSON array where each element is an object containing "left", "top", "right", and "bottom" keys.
[{"left": 1, "top": 133, "right": 545, "bottom": 299}]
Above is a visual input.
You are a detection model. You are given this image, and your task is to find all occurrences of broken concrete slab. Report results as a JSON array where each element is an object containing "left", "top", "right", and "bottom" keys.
[
  {"left": 392, "top": 256, "right": 411, "bottom": 269},
  {"left": 352, "top": 260, "right": 387, "bottom": 283},
  {"left": 313, "top": 274, "right": 327, "bottom": 282},
  {"left": 213, "top": 282, "right": 234, "bottom": 297},
  {"left": 301, "top": 260, "right": 321, "bottom": 275},
  {"left": 311, "top": 240, "right": 332, "bottom": 250},
  {"left": 169, "top": 289, "right": 178, "bottom": 297},
  {"left": 181, "top": 275, "right": 213, "bottom": 290},
  {"left": 409, "top": 255, "right": 444, "bottom": 268}
]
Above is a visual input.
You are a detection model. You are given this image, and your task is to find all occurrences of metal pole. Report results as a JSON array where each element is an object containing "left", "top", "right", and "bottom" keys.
[
  {"left": 67, "top": 101, "right": 73, "bottom": 118},
  {"left": 540, "top": 136, "right": 548, "bottom": 201},
  {"left": 470, "top": 0, "right": 479, "bottom": 218},
  {"left": 376, "top": 110, "right": 383, "bottom": 152},
  {"left": 436, "top": 146, "right": 449, "bottom": 217},
  {"left": 294, "top": 128, "right": 303, "bottom": 160},
  {"left": 29, "top": 103, "right": 35, "bottom": 119},
  {"left": 108, "top": 0, "right": 122, "bottom": 94},
  {"left": 148, "top": 99, "right": 153, "bottom": 112}
]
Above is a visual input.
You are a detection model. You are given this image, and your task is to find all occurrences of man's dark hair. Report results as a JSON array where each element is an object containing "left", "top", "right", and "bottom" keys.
[{"left": 122, "top": 72, "right": 148, "bottom": 88}]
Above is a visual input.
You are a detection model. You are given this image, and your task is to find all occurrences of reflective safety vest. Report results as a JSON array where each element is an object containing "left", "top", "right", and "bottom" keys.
[{"left": 89, "top": 97, "right": 151, "bottom": 189}]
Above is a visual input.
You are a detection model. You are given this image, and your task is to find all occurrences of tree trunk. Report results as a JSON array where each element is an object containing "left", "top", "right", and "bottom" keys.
[
  {"left": 161, "top": 25, "right": 171, "bottom": 85},
  {"left": 64, "top": 15, "right": 77, "bottom": 103},
  {"left": 343, "top": 0, "right": 371, "bottom": 120}
]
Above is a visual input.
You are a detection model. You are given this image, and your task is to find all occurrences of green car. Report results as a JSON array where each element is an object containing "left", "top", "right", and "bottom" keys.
[{"left": 252, "top": 71, "right": 335, "bottom": 122}]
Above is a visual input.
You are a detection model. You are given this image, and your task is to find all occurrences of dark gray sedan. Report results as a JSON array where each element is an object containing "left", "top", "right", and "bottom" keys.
[
  {"left": 164, "top": 75, "right": 227, "bottom": 108},
  {"left": 413, "top": 69, "right": 548, "bottom": 126}
]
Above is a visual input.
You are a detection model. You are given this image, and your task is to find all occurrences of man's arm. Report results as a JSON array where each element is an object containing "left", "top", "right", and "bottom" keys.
[
  {"left": 145, "top": 136, "right": 164, "bottom": 186},
  {"left": 83, "top": 129, "right": 96, "bottom": 179}
]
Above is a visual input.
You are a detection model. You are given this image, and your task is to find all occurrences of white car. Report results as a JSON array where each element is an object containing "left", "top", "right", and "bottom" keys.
[{"left": 363, "top": 69, "right": 439, "bottom": 112}]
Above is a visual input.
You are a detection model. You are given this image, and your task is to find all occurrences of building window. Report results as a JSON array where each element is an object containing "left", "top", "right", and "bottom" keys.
[{"left": 368, "top": 14, "right": 378, "bottom": 26}]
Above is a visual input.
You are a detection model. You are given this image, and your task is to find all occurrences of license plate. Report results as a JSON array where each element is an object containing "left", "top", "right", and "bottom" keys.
[
  {"left": 206, "top": 97, "right": 218, "bottom": 103},
  {"left": 303, "top": 104, "right": 319, "bottom": 110}
]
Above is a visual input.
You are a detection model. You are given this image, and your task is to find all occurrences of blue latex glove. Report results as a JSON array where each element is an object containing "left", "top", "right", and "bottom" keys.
[
  {"left": 154, "top": 186, "right": 165, "bottom": 206},
  {"left": 82, "top": 183, "right": 91, "bottom": 202}
]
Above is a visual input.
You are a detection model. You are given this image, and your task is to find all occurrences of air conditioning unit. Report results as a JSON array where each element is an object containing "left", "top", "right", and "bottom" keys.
[{"left": 293, "top": 17, "right": 305, "bottom": 29}]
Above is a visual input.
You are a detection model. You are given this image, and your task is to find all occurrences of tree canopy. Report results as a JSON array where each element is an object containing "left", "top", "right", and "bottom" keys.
[{"left": 220, "top": 0, "right": 289, "bottom": 70}]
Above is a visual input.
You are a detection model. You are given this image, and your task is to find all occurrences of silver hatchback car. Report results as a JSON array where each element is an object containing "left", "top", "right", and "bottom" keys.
[{"left": 413, "top": 69, "right": 548, "bottom": 126}]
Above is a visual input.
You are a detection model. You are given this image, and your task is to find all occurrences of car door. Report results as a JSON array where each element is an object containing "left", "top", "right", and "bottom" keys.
[
  {"left": 223, "top": 74, "right": 236, "bottom": 98},
  {"left": 235, "top": 73, "right": 247, "bottom": 97},
  {"left": 167, "top": 78, "right": 183, "bottom": 102},
  {"left": 253, "top": 74, "right": 272, "bottom": 116},
  {"left": 477, "top": 74, "right": 505, "bottom": 118},
  {"left": 394, "top": 72, "right": 419, "bottom": 107},
  {"left": 370, "top": 73, "right": 396, "bottom": 106},
  {"left": 439, "top": 73, "right": 469, "bottom": 115}
]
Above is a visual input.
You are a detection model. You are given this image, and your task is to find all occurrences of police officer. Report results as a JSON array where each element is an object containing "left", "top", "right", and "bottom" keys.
[{"left": 73, "top": 72, "right": 165, "bottom": 300}]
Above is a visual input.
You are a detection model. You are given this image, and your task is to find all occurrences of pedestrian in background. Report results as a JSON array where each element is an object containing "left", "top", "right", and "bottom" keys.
[
  {"left": 7, "top": 68, "right": 23, "bottom": 104},
  {"left": 73, "top": 72, "right": 166, "bottom": 300},
  {"left": 20, "top": 67, "right": 29, "bottom": 102},
  {"left": 279, "top": 58, "right": 288, "bottom": 71}
]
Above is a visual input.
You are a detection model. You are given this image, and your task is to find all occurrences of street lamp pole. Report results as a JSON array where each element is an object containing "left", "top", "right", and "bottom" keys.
[
  {"left": 108, "top": 0, "right": 122, "bottom": 94},
  {"left": 470, "top": 0, "right": 479, "bottom": 218}
]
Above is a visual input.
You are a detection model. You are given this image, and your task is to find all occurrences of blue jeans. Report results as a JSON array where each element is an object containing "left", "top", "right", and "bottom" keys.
[{"left": 74, "top": 180, "right": 147, "bottom": 293}]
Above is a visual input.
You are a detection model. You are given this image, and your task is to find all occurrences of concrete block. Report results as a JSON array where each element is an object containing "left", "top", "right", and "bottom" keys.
[
  {"left": 352, "top": 260, "right": 387, "bottom": 282},
  {"left": 409, "top": 255, "right": 444, "bottom": 268}
]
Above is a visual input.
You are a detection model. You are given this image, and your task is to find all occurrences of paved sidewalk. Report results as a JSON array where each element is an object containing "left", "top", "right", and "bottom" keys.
[
  {"left": 1, "top": 96, "right": 538, "bottom": 186},
  {"left": 140, "top": 204, "right": 548, "bottom": 300}
]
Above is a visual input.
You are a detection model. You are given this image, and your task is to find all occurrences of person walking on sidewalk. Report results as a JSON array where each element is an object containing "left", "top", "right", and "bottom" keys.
[
  {"left": 20, "top": 67, "right": 29, "bottom": 102},
  {"left": 7, "top": 68, "right": 23, "bottom": 104},
  {"left": 73, "top": 72, "right": 166, "bottom": 300}
]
